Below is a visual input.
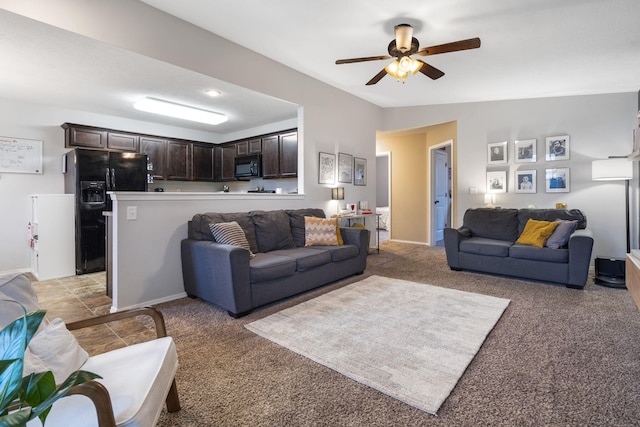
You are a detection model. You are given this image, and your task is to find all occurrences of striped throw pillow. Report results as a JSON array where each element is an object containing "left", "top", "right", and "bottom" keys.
[
  {"left": 304, "top": 216, "right": 341, "bottom": 246},
  {"left": 209, "top": 221, "right": 255, "bottom": 257}
]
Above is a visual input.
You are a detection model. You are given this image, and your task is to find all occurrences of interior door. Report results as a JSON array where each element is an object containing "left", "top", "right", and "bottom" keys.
[{"left": 434, "top": 150, "right": 449, "bottom": 241}]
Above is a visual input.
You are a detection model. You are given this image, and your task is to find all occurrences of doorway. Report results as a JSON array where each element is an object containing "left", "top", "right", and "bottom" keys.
[
  {"left": 430, "top": 141, "right": 452, "bottom": 246},
  {"left": 376, "top": 153, "right": 391, "bottom": 244}
]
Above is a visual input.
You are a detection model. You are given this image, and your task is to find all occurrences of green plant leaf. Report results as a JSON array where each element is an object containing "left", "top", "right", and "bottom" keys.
[
  {"left": 22, "top": 371, "right": 55, "bottom": 415},
  {"left": 0, "top": 407, "right": 31, "bottom": 427},
  {"left": 0, "top": 302, "right": 28, "bottom": 416},
  {"left": 30, "top": 370, "right": 101, "bottom": 424}
]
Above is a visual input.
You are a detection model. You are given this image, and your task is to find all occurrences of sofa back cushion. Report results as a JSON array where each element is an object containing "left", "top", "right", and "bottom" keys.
[
  {"left": 287, "top": 208, "right": 326, "bottom": 247},
  {"left": 190, "top": 212, "right": 258, "bottom": 254},
  {"left": 251, "top": 210, "right": 296, "bottom": 252},
  {"left": 517, "top": 209, "right": 586, "bottom": 235},
  {"left": 463, "top": 208, "right": 520, "bottom": 242}
]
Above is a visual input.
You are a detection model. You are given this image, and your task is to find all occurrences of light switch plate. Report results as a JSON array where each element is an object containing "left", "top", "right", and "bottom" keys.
[{"left": 126, "top": 206, "right": 137, "bottom": 220}]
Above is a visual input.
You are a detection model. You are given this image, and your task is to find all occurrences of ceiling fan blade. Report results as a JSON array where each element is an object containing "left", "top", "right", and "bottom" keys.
[
  {"left": 416, "top": 37, "right": 481, "bottom": 56},
  {"left": 336, "top": 55, "right": 391, "bottom": 65},
  {"left": 366, "top": 68, "right": 388, "bottom": 85},
  {"left": 416, "top": 60, "right": 445, "bottom": 80}
]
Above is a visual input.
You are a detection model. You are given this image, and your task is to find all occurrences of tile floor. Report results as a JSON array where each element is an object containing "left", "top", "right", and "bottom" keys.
[{"left": 31, "top": 272, "right": 156, "bottom": 356}]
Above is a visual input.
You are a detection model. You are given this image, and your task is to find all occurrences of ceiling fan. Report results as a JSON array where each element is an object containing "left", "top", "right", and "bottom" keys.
[{"left": 335, "top": 24, "right": 481, "bottom": 85}]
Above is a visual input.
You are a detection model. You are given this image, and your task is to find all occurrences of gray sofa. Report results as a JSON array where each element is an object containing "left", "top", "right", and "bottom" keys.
[
  {"left": 181, "top": 208, "right": 369, "bottom": 317},
  {"left": 444, "top": 208, "right": 593, "bottom": 288}
]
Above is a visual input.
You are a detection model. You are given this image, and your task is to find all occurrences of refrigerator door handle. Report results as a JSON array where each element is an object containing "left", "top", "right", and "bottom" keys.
[
  {"left": 105, "top": 168, "right": 111, "bottom": 190},
  {"left": 110, "top": 168, "right": 116, "bottom": 190}
]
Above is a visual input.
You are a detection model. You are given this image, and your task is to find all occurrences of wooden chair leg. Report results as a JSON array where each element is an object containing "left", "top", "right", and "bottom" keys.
[{"left": 165, "top": 379, "right": 181, "bottom": 413}]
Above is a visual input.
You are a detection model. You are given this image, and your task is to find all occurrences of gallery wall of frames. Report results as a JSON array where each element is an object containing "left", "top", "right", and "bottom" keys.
[{"left": 486, "top": 135, "right": 571, "bottom": 194}]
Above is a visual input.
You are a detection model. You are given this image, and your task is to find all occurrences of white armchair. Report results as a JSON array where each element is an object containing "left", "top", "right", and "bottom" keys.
[{"left": 1, "top": 273, "right": 180, "bottom": 427}]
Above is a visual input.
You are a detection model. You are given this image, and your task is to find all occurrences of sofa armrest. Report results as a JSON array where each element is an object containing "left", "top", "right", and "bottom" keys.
[
  {"left": 443, "top": 227, "right": 470, "bottom": 269},
  {"left": 567, "top": 228, "right": 594, "bottom": 287},
  {"left": 181, "top": 239, "right": 252, "bottom": 315},
  {"left": 340, "top": 227, "right": 370, "bottom": 254}
]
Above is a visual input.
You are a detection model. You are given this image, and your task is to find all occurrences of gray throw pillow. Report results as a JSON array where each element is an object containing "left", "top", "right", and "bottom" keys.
[
  {"left": 251, "top": 210, "right": 296, "bottom": 253},
  {"left": 545, "top": 219, "right": 578, "bottom": 249}
]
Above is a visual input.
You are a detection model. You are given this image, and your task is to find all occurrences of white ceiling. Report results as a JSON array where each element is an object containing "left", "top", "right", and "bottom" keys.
[
  {"left": 1, "top": 1, "right": 639, "bottom": 136},
  {"left": 142, "top": 0, "right": 640, "bottom": 107}
]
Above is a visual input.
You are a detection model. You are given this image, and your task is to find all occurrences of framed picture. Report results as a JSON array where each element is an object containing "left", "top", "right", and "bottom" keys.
[
  {"left": 354, "top": 157, "right": 367, "bottom": 186},
  {"left": 545, "top": 168, "right": 570, "bottom": 193},
  {"left": 515, "top": 139, "right": 536, "bottom": 163},
  {"left": 486, "top": 170, "right": 507, "bottom": 193},
  {"left": 545, "top": 135, "right": 570, "bottom": 161},
  {"left": 338, "top": 152, "right": 353, "bottom": 183},
  {"left": 515, "top": 169, "right": 537, "bottom": 193},
  {"left": 487, "top": 141, "right": 507, "bottom": 164},
  {"left": 318, "top": 152, "right": 336, "bottom": 184}
]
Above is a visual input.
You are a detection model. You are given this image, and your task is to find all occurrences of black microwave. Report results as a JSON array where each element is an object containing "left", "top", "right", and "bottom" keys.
[{"left": 234, "top": 155, "right": 262, "bottom": 178}]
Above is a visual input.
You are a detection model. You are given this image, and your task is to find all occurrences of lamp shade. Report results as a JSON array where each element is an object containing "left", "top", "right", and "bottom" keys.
[
  {"left": 591, "top": 158, "right": 633, "bottom": 181},
  {"left": 331, "top": 187, "right": 344, "bottom": 200}
]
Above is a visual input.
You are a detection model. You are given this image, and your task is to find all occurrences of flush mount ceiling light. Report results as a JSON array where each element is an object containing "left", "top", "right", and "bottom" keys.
[
  {"left": 133, "top": 97, "right": 228, "bottom": 125},
  {"left": 206, "top": 89, "right": 222, "bottom": 97}
]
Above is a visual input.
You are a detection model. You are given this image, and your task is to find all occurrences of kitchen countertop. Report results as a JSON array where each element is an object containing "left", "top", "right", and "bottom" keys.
[{"left": 108, "top": 191, "right": 305, "bottom": 201}]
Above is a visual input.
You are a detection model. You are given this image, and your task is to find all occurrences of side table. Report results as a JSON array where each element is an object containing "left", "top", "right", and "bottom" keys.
[{"left": 336, "top": 213, "right": 381, "bottom": 254}]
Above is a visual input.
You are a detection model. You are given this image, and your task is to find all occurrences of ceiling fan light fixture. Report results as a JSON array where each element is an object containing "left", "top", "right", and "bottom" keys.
[
  {"left": 385, "top": 57, "right": 423, "bottom": 83},
  {"left": 394, "top": 24, "right": 413, "bottom": 52},
  {"left": 134, "top": 97, "right": 228, "bottom": 125}
]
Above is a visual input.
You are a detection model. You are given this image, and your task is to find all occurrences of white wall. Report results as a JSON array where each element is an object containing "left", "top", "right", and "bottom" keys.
[{"left": 383, "top": 93, "right": 637, "bottom": 260}]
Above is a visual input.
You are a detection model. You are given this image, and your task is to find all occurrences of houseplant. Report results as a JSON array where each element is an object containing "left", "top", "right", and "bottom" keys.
[{"left": 0, "top": 301, "right": 99, "bottom": 426}]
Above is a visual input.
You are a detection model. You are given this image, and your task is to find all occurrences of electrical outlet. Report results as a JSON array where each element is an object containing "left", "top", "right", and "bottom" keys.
[{"left": 126, "top": 206, "right": 137, "bottom": 220}]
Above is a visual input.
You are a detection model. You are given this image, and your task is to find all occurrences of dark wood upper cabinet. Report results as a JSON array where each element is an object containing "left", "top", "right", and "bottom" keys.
[
  {"left": 279, "top": 132, "right": 298, "bottom": 178},
  {"left": 166, "top": 141, "right": 192, "bottom": 181},
  {"left": 192, "top": 143, "right": 215, "bottom": 181},
  {"left": 261, "top": 135, "right": 280, "bottom": 178},
  {"left": 107, "top": 132, "right": 138, "bottom": 151},
  {"left": 249, "top": 138, "right": 262, "bottom": 154},
  {"left": 261, "top": 131, "right": 297, "bottom": 179},
  {"left": 214, "top": 144, "right": 236, "bottom": 181},
  {"left": 236, "top": 140, "right": 249, "bottom": 157},
  {"left": 139, "top": 136, "right": 167, "bottom": 180},
  {"left": 63, "top": 123, "right": 107, "bottom": 149},
  {"left": 63, "top": 123, "right": 137, "bottom": 151}
]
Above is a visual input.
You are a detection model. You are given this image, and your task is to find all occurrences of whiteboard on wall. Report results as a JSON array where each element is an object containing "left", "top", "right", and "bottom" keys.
[{"left": 0, "top": 136, "right": 43, "bottom": 174}]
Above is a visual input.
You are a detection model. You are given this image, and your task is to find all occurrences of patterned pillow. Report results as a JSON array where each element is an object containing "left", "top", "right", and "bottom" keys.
[
  {"left": 304, "top": 216, "right": 341, "bottom": 246},
  {"left": 209, "top": 221, "right": 255, "bottom": 258}
]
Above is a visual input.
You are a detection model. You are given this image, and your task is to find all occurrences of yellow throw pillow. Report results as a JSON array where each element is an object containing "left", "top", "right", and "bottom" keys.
[
  {"left": 305, "top": 216, "right": 341, "bottom": 246},
  {"left": 516, "top": 219, "right": 559, "bottom": 248}
]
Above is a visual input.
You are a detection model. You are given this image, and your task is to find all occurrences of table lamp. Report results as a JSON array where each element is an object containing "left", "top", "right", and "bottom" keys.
[{"left": 331, "top": 187, "right": 344, "bottom": 215}]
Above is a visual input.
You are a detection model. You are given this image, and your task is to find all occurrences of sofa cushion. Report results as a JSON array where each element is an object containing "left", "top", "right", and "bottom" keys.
[
  {"left": 251, "top": 210, "right": 296, "bottom": 253},
  {"left": 23, "top": 318, "right": 88, "bottom": 384},
  {"left": 459, "top": 237, "right": 512, "bottom": 257},
  {"left": 463, "top": 208, "right": 520, "bottom": 242},
  {"left": 546, "top": 219, "right": 578, "bottom": 249},
  {"left": 287, "top": 208, "right": 326, "bottom": 247},
  {"left": 304, "top": 216, "right": 341, "bottom": 246},
  {"left": 269, "top": 248, "right": 332, "bottom": 271},
  {"left": 249, "top": 253, "right": 297, "bottom": 283},
  {"left": 192, "top": 212, "right": 258, "bottom": 254},
  {"left": 517, "top": 209, "right": 587, "bottom": 235},
  {"left": 516, "top": 219, "right": 559, "bottom": 248},
  {"left": 510, "top": 244, "right": 569, "bottom": 263},
  {"left": 307, "top": 244, "right": 360, "bottom": 262},
  {"left": 209, "top": 221, "right": 255, "bottom": 258}
]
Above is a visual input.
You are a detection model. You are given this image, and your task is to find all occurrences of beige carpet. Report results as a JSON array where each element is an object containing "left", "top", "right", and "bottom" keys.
[{"left": 245, "top": 275, "right": 510, "bottom": 415}]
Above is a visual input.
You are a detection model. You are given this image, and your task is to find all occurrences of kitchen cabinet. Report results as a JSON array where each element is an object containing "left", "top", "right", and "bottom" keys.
[
  {"left": 166, "top": 140, "right": 192, "bottom": 181},
  {"left": 262, "top": 131, "right": 297, "bottom": 178},
  {"left": 62, "top": 123, "right": 138, "bottom": 151},
  {"left": 215, "top": 144, "right": 236, "bottom": 181},
  {"left": 29, "top": 194, "right": 75, "bottom": 281},
  {"left": 192, "top": 143, "right": 215, "bottom": 181},
  {"left": 139, "top": 136, "right": 167, "bottom": 180},
  {"left": 236, "top": 138, "right": 262, "bottom": 156}
]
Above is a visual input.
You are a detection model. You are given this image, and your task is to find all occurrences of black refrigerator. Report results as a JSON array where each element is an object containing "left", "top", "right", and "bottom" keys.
[{"left": 64, "top": 148, "right": 148, "bottom": 275}]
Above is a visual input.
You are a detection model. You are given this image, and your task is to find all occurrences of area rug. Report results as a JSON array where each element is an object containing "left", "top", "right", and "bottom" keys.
[{"left": 245, "top": 275, "right": 510, "bottom": 415}]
